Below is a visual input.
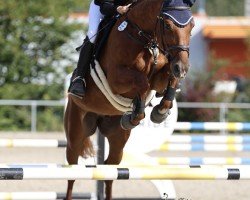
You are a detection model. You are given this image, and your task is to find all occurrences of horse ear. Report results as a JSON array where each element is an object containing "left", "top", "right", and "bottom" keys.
[{"left": 184, "top": 0, "right": 196, "bottom": 7}]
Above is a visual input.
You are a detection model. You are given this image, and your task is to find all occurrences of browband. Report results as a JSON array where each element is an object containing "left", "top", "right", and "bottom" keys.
[{"left": 163, "top": 6, "right": 191, "bottom": 11}]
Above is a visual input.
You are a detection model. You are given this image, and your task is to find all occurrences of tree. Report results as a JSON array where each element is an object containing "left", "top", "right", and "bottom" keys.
[
  {"left": 206, "top": 0, "right": 245, "bottom": 16},
  {"left": 177, "top": 52, "right": 232, "bottom": 122},
  {"left": 0, "top": 0, "right": 85, "bottom": 131},
  {"left": 0, "top": 0, "right": 84, "bottom": 99},
  {"left": 73, "top": 0, "right": 91, "bottom": 12}
]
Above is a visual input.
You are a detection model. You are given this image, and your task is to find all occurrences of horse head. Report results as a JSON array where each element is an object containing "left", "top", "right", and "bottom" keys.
[
  {"left": 115, "top": 0, "right": 196, "bottom": 126},
  {"left": 159, "top": 0, "right": 195, "bottom": 79},
  {"left": 124, "top": 0, "right": 195, "bottom": 79}
]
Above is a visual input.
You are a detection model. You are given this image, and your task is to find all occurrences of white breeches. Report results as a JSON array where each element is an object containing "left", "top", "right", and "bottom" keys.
[{"left": 87, "top": 0, "right": 104, "bottom": 43}]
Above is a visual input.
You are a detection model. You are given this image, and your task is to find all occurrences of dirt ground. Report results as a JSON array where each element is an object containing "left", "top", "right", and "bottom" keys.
[{"left": 1, "top": 132, "right": 250, "bottom": 200}]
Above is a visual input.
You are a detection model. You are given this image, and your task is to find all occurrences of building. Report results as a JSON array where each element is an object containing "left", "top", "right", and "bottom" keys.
[{"left": 190, "top": 15, "right": 250, "bottom": 79}]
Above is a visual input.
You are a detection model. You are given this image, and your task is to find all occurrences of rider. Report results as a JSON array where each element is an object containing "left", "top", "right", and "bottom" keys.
[{"left": 68, "top": 0, "right": 131, "bottom": 98}]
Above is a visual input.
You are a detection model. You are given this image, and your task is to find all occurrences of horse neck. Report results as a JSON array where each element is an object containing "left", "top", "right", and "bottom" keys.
[{"left": 128, "top": 0, "right": 163, "bottom": 33}]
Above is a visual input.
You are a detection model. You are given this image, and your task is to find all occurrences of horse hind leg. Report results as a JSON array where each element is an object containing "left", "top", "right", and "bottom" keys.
[
  {"left": 98, "top": 116, "right": 131, "bottom": 200},
  {"left": 105, "top": 130, "right": 130, "bottom": 200},
  {"left": 64, "top": 99, "right": 97, "bottom": 200},
  {"left": 64, "top": 103, "right": 78, "bottom": 200}
]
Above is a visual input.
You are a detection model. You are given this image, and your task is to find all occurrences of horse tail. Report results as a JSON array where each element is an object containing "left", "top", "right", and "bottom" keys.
[{"left": 81, "top": 137, "right": 95, "bottom": 158}]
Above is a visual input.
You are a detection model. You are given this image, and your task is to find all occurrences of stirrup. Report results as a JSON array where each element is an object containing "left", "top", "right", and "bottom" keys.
[
  {"left": 72, "top": 76, "right": 86, "bottom": 85},
  {"left": 68, "top": 76, "right": 86, "bottom": 99}
]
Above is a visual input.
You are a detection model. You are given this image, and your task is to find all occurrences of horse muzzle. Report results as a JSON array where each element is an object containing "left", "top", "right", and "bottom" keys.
[{"left": 171, "top": 61, "right": 189, "bottom": 79}]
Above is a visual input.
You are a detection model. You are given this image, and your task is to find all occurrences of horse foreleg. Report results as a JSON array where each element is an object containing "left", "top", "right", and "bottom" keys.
[
  {"left": 151, "top": 76, "right": 179, "bottom": 123},
  {"left": 121, "top": 94, "right": 146, "bottom": 130},
  {"left": 107, "top": 66, "right": 149, "bottom": 130}
]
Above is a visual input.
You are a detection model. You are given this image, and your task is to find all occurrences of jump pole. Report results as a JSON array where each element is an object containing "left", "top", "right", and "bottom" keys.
[
  {"left": 0, "top": 139, "right": 66, "bottom": 148},
  {"left": 148, "top": 157, "right": 250, "bottom": 165},
  {"left": 174, "top": 122, "right": 250, "bottom": 131},
  {"left": 1, "top": 165, "right": 250, "bottom": 180},
  {"left": 158, "top": 143, "right": 250, "bottom": 151},
  {"left": 0, "top": 192, "right": 94, "bottom": 200},
  {"left": 162, "top": 134, "right": 250, "bottom": 144},
  {"left": 1, "top": 135, "right": 250, "bottom": 148}
]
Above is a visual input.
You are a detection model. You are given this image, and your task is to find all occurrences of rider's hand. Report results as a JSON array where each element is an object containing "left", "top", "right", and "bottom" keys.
[{"left": 117, "top": 4, "right": 131, "bottom": 15}]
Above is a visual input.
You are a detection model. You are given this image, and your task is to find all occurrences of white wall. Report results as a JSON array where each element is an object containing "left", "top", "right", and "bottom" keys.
[
  {"left": 189, "top": 16, "right": 208, "bottom": 74},
  {"left": 246, "top": 0, "right": 250, "bottom": 16}
]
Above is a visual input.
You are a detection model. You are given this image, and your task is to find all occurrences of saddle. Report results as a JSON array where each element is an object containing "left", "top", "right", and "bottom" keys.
[{"left": 93, "top": 16, "right": 118, "bottom": 61}]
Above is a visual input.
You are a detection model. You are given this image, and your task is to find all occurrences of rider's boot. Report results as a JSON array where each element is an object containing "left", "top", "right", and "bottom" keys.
[{"left": 68, "top": 37, "right": 94, "bottom": 98}]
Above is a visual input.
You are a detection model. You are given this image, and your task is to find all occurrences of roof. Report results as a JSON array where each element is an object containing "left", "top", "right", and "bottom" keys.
[{"left": 202, "top": 17, "right": 250, "bottom": 39}]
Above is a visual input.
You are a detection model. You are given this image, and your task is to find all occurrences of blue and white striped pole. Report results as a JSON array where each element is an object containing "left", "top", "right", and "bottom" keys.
[{"left": 174, "top": 122, "right": 250, "bottom": 131}]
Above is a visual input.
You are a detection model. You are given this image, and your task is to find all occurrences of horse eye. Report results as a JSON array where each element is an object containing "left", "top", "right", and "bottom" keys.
[{"left": 164, "top": 23, "right": 172, "bottom": 30}]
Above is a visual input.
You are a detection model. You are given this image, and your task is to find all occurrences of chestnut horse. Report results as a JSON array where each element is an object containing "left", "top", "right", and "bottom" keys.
[{"left": 64, "top": 0, "right": 195, "bottom": 199}]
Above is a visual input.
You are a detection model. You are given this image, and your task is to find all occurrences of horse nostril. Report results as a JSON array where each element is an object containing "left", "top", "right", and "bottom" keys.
[{"left": 173, "top": 64, "right": 180, "bottom": 76}]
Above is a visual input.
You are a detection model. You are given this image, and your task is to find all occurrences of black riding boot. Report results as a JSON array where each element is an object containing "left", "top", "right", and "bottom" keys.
[{"left": 68, "top": 37, "right": 94, "bottom": 98}]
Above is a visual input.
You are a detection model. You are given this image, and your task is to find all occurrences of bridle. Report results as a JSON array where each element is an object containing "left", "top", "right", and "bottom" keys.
[
  {"left": 158, "top": 5, "right": 191, "bottom": 60},
  {"left": 122, "top": 0, "right": 191, "bottom": 78}
]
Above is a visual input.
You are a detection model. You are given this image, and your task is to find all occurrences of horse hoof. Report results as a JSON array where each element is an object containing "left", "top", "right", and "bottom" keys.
[
  {"left": 150, "top": 105, "right": 170, "bottom": 124},
  {"left": 120, "top": 112, "right": 138, "bottom": 130}
]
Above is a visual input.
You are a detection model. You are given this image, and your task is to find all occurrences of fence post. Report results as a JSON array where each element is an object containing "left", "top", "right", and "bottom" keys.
[
  {"left": 31, "top": 101, "right": 37, "bottom": 133},
  {"left": 96, "top": 130, "right": 105, "bottom": 200},
  {"left": 219, "top": 103, "right": 227, "bottom": 134}
]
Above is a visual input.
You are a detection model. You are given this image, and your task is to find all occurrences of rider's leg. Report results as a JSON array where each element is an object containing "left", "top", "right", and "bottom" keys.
[
  {"left": 68, "top": 0, "right": 104, "bottom": 98},
  {"left": 68, "top": 37, "right": 94, "bottom": 98}
]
